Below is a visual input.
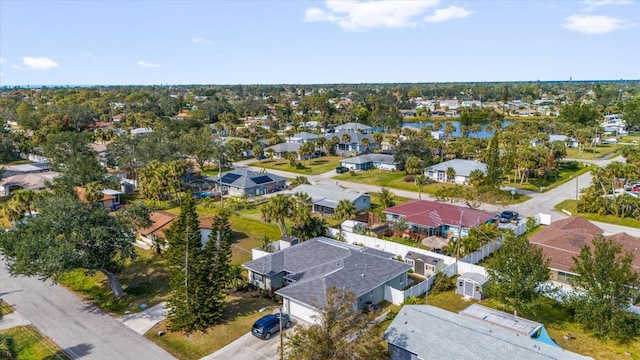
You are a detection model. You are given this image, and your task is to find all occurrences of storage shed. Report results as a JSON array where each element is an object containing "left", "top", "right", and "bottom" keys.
[{"left": 456, "top": 272, "right": 488, "bottom": 300}]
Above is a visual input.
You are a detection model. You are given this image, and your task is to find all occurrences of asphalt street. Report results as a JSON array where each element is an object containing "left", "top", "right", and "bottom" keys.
[{"left": 0, "top": 258, "right": 175, "bottom": 360}]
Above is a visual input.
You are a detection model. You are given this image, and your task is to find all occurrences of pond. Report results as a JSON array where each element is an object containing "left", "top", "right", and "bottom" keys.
[{"left": 401, "top": 119, "right": 513, "bottom": 138}]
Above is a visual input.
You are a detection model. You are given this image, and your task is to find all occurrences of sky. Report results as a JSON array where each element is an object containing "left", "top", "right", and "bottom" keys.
[{"left": 1, "top": 0, "right": 639, "bottom": 86}]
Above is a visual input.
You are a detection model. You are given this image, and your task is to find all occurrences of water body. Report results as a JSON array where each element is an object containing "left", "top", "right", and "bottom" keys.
[{"left": 402, "top": 120, "right": 514, "bottom": 138}]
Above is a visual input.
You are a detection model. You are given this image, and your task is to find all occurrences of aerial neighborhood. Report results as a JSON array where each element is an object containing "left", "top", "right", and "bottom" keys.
[{"left": 0, "top": 80, "right": 639, "bottom": 360}]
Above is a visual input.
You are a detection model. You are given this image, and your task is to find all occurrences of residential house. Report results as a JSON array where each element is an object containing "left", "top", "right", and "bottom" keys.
[
  {"left": 425, "top": 159, "right": 487, "bottom": 184},
  {"left": 243, "top": 237, "right": 411, "bottom": 323},
  {"left": 111, "top": 114, "right": 124, "bottom": 123},
  {"left": 207, "top": 168, "right": 286, "bottom": 197},
  {"left": 130, "top": 127, "right": 153, "bottom": 136},
  {"left": 439, "top": 99, "right": 460, "bottom": 110},
  {"left": 548, "top": 134, "right": 579, "bottom": 148},
  {"left": 75, "top": 187, "right": 123, "bottom": 210},
  {"left": 461, "top": 100, "right": 482, "bottom": 107},
  {"left": 384, "top": 305, "right": 591, "bottom": 360},
  {"left": 456, "top": 272, "right": 488, "bottom": 300},
  {"left": 290, "top": 183, "right": 370, "bottom": 215},
  {"left": 530, "top": 217, "right": 640, "bottom": 285},
  {"left": 404, "top": 251, "right": 444, "bottom": 277},
  {"left": 0, "top": 171, "right": 59, "bottom": 195},
  {"left": 265, "top": 142, "right": 303, "bottom": 159},
  {"left": 324, "top": 131, "right": 375, "bottom": 154},
  {"left": 339, "top": 153, "right": 397, "bottom": 171},
  {"left": 384, "top": 200, "right": 495, "bottom": 238},
  {"left": 2, "top": 163, "right": 51, "bottom": 178},
  {"left": 334, "top": 122, "right": 373, "bottom": 134},
  {"left": 286, "top": 132, "right": 320, "bottom": 144},
  {"left": 138, "top": 211, "right": 177, "bottom": 247}
]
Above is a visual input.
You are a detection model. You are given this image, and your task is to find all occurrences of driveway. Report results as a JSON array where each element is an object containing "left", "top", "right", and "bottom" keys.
[
  {"left": 0, "top": 258, "right": 175, "bottom": 360},
  {"left": 201, "top": 331, "right": 284, "bottom": 360}
]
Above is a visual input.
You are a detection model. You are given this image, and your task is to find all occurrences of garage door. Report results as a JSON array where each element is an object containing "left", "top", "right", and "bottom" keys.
[{"left": 288, "top": 299, "right": 319, "bottom": 324}]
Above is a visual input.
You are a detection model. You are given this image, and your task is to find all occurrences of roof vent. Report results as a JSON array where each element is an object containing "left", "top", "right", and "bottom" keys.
[{"left": 361, "top": 274, "right": 365, "bottom": 277}]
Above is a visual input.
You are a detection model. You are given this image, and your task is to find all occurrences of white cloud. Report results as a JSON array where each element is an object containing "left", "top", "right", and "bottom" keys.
[
  {"left": 424, "top": 6, "right": 473, "bottom": 23},
  {"left": 0, "top": 57, "right": 5, "bottom": 65},
  {"left": 22, "top": 56, "right": 58, "bottom": 70},
  {"left": 563, "top": 14, "right": 635, "bottom": 34},
  {"left": 584, "top": 0, "right": 631, "bottom": 11},
  {"left": 137, "top": 60, "right": 161, "bottom": 68},
  {"left": 192, "top": 37, "right": 213, "bottom": 45},
  {"left": 304, "top": 0, "right": 441, "bottom": 31}
]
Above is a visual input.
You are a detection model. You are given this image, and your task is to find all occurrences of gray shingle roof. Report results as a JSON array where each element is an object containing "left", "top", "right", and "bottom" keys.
[
  {"left": 459, "top": 272, "right": 488, "bottom": 285},
  {"left": 341, "top": 153, "right": 396, "bottom": 165},
  {"left": 334, "top": 122, "right": 373, "bottom": 131},
  {"left": 426, "top": 159, "right": 487, "bottom": 177},
  {"left": 325, "top": 131, "right": 374, "bottom": 144},
  {"left": 267, "top": 142, "right": 302, "bottom": 153},
  {"left": 244, "top": 237, "right": 410, "bottom": 307},
  {"left": 290, "top": 132, "right": 320, "bottom": 141},
  {"left": 208, "top": 168, "right": 286, "bottom": 190},
  {"left": 384, "top": 305, "right": 592, "bottom": 360},
  {"left": 405, "top": 251, "right": 441, "bottom": 265}
]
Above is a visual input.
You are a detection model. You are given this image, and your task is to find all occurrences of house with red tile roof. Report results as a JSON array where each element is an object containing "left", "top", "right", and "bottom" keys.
[
  {"left": 529, "top": 216, "right": 640, "bottom": 284},
  {"left": 383, "top": 200, "right": 495, "bottom": 238}
]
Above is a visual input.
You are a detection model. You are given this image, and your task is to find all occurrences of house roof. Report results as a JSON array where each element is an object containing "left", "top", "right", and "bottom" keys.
[
  {"left": 289, "top": 132, "right": 320, "bottom": 141},
  {"left": 384, "top": 305, "right": 591, "bottom": 360},
  {"left": 459, "top": 304, "right": 542, "bottom": 337},
  {"left": 74, "top": 187, "right": 117, "bottom": 203},
  {"left": 384, "top": 200, "right": 495, "bottom": 229},
  {"left": 530, "top": 217, "right": 640, "bottom": 273},
  {"left": 334, "top": 122, "right": 372, "bottom": 131},
  {"left": 244, "top": 237, "right": 410, "bottom": 307},
  {"left": 458, "top": 272, "right": 488, "bottom": 285},
  {"left": 405, "top": 251, "right": 441, "bottom": 265},
  {"left": 324, "top": 131, "right": 374, "bottom": 144},
  {"left": 267, "top": 142, "right": 302, "bottom": 153},
  {"left": 139, "top": 211, "right": 177, "bottom": 238},
  {"left": 341, "top": 153, "right": 395, "bottom": 165},
  {"left": 290, "top": 183, "right": 369, "bottom": 208},
  {"left": 130, "top": 127, "right": 153, "bottom": 135},
  {"left": 3, "top": 163, "right": 50, "bottom": 173},
  {"left": 210, "top": 168, "right": 286, "bottom": 190},
  {"left": 426, "top": 159, "right": 487, "bottom": 177},
  {"left": 0, "top": 171, "right": 60, "bottom": 192}
]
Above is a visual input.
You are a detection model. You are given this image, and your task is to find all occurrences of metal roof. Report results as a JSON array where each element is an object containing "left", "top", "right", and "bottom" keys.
[
  {"left": 426, "top": 159, "right": 487, "bottom": 177},
  {"left": 460, "top": 304, "right": 541, "bottom": 337}
]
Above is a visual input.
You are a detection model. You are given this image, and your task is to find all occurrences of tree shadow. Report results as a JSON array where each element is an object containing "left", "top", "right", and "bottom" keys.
[
  {"left": 221, "top": 296, "right": 275, "bottom": 324},
  {"left": 43, "top": 343, "right": 93, "bottom": 359}
]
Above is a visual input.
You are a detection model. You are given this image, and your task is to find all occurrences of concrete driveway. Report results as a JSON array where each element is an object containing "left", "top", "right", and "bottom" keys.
[{"left": 200, "top": 331, "right": 284, "bottom": 360}]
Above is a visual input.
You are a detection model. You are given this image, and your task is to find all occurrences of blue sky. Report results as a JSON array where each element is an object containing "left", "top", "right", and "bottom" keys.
[{"left": 1, "top": 0, "right": 639, "bottom": 86}]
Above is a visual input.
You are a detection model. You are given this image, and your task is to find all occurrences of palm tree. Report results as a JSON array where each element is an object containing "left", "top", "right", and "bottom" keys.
[
  {"left": 378, "top": 187, "right": 395, "bottom": 208},
  {"left": 4, "top": 189, "right": 38, "bottom": 223},
  {"left": 84, "top": 181, "right": 104, "bottom": 203},
  {"left": 372, "top": 133, "right": 383, "bottom": 148},
  {"left": 404, "top": 156, "right": 423, "bottom": 184},
  {"left": 291, "top": 192, "right": 313, "bottom": 228},
  {"left": 290, "top": 176, "right": 310, "bottom": 188},
  {"left": 446, "top": 167, "right": 457, "bottom": 182},
  {"left": 361, "top": 137, "right": 370, "bottom": 152},
  {"left": 415, "top": 174, "right": 428, "bottom": 200},
  {"left": 299, "top": 141, "right": 315, "bottom": 165},
  {"left": 0, "top": 334, "right": 16, "bottom": 360},
  {"left": 261, "top": 194, "right": 291, "bottom": 235},
  {"left": 333, "top": 199, "right": 357, "bottom": 220},
  {"left": 265, "top": 148, "right": 275, "bottom": 162}
]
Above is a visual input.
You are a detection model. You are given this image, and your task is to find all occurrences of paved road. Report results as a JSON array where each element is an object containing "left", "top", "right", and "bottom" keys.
[
  {"left": 201, "top": 332, "right": 282, "bottom": 360},
  {"left": 0, "top": 258, "right": 175, "bottom": 360}
]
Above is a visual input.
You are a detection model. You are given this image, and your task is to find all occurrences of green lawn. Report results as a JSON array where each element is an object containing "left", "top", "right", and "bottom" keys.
[
  {"left": 145, "top": 295, "right": 277, "bottom": 360},
  {"left": 565, "top": 143, "right": 621, "bottom": 159},
  {"left": 0, "top": 326, "right": 70, "bottom": 360},
  {"left": 335, "top": 170, "right": 454, "bottom": 195},
  {"left": 426, "top": 289, "right": 640, "bottom": 360},
  {"left": 248, "top": 156, "right": 343, "bottom": 175},
  {"left": 507, "top": 162, "right": 594, "bottom": 193},
  {"left": 555, "top": 199, "right": 640, "bottom": 228}
]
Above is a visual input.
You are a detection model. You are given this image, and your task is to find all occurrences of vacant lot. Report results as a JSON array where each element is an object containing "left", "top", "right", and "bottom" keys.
[{"left": 249, "top": 155, "right": 343, "bottom": 175}]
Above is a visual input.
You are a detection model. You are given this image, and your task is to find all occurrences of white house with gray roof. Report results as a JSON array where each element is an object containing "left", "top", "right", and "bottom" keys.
[
  {"left": 384, "top": 305, "right": 592, "bottom": 360},
  {"left": 334, "top": 122, "right": 373, "bottom": 134},
  {"left": 289, "top": 183, "right": 370, "bottom": 215},
  {"left": 340, "top": 153, "right": 397, "bottom": 171},
  {"left": 265, "top": 142, "right": 302, "bottom": 159},
  {"left": 205, "top": 168, "right": 286, "bottom": 197},
  {"left": 425, "top": 159, "right": 487, "bottom": 184},
  {"left": 243, "top": 237, "right": 411, "bottom": 324},
  {"left": 286, "top": 132, "right": 320, "bottom": 144},
  {"left": 325, "top": 131, "right": 376, "bottom": 154}
]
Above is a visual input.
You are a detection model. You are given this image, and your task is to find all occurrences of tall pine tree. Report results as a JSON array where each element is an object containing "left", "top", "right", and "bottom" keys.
[
  {"left": 165, "top": 194, "right": 204, "bottom": 331},
  {"left": 484, "top": 133, "right": 502, "bottom": 188}
]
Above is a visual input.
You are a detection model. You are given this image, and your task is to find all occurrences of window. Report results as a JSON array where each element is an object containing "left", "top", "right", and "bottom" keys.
[
  {"left": 475, "top": 286, "right": 480, "bottom": 292},
  {"left": 252, "top": 273, "right": 264, "bottom": 284},
  {"left": 458, "top": 281, "right": 463, "bottom": 287},
  {"left": 405, "top": 259, "right": 414, "bottom": 266}
]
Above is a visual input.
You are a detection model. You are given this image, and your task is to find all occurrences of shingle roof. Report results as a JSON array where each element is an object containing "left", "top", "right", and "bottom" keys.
[
  {"left": 325, "top": 131, "right": 374, "bottom": 144},
  {"left": 341, "top": 153, "right": 396, "bottom": 165},
  {"left": 0, "top": 171, "right": 60, "bottom": 192},
  {"left": 384, "top": 200, "right": 494, "bottom": 229},
  {"left": 290, "top": 132, "right": 320, "bottom": 141},
  {"left": 426, "top": 159, "right": 487, "bottom": 177},
  {"left": 267, "top": 142, "right": 302, "bottom": 153},
  {"left": 459, "top": 272, "right": 488, "bottom": 285},
  {"left": 210, "top": 168, "right": 286, "bottom": 190},
  {"left": 334, "top": 122, "right": 372, "bottom": 131},
  {"left": 530, "top": 217, "right": 640, "bottom": 273},
  {"left": 244, "top": 237, "right": 410, "bottom": 307},
  {"left": 405, "top": 251, "right": 441, "bottom": 265},
  {"left": 139, "top": 211, "right": 177, "bottom": 238},
  {"left": 384, "top": 305, "right": 592, "bottom": 360}
]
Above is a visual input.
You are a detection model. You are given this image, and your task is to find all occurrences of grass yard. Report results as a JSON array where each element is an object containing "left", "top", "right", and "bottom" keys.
[
  {"left": 145, "top": 295, "right": 277, "bottom": 360},
  {"left": 229, "top": 213, "right": 282, "bottom": 265},
  {"left": 335, "top": 170, "right": 454, "bottom": 195},
  {"left": 57, "top": 248, "right": 170, "bottom": 316},
  {"left": 426, "top": 289, "right": 640, "bottom": 359},
  {"left": 249, "top": 156, "right": 343, "bottom": 175},
  {"left": 0, "top": 325, "right": 70, "bottom": 360},
  {"left": 565, "top": 143, "right": 622, "bottom": 159},
  {"left": 507, "top": 162, "right": 594, "bottom": 193},
  {"left": 554, "top": 199, "right": 640, "bottom": 228}
]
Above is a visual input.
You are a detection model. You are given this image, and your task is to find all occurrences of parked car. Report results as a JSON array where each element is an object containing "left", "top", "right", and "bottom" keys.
[
  {"left": 498, "top": 210, "right": 519, "bottom": 223},
  {"left": 251, "top": 313, "right": 291, "bottom": 340},
  {"left": 633, "top": 183, "right": 640, "bottom": 192},
  {"left": 336, "top": 166, "right": 349, "bottom": 174}
]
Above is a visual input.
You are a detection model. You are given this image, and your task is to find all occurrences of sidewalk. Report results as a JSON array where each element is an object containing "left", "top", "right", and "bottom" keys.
[
  {"left": 119, "top": 302, "right": 168, "bottom": 335},
  {"left": 0, "top": 311, "right": 31, "bottom": 330}
]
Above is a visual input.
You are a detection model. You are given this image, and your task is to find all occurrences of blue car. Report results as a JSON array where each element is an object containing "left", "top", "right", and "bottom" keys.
[{"left": 251, "top": 313, "right": 291, "bottom": 340}]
